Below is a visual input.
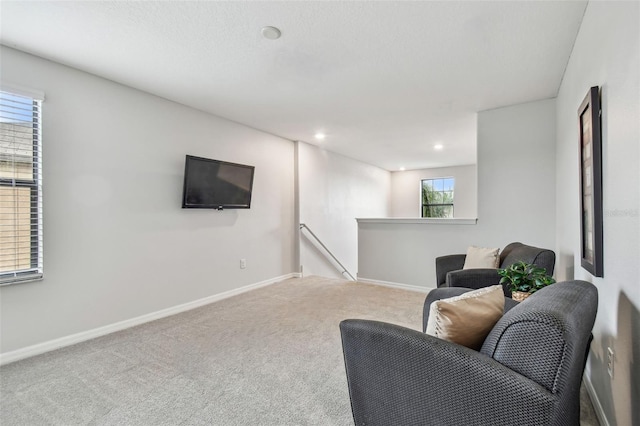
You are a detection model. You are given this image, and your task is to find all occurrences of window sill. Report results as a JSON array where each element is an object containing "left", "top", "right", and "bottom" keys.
[{"left": 0, "top": 273, "right": 44, "bottom": 287}]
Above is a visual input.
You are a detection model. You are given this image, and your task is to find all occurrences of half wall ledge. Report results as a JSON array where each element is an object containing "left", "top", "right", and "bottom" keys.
[{"left": 356, "top": 218, "right": 477, "bottom": 225}]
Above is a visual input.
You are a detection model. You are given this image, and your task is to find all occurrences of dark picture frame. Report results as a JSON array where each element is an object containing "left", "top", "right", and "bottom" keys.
[{"left": 578, "top": 86, "right": 603, "bottom": 277}]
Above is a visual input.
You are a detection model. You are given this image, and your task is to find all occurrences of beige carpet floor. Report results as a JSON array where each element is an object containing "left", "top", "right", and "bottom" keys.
[{"left": 1, "top": 276, "right": 600, "bottom": 425}]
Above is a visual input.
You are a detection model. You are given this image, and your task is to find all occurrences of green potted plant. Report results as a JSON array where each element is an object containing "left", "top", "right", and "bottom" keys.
[{"left": 497, "top": 261, "right": 556, "bottom": 301}]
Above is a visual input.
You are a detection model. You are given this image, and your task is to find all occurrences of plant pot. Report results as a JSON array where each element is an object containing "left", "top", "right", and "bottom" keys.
[{"left": 511, "top": 291, "right": 531, "bottom": 302}]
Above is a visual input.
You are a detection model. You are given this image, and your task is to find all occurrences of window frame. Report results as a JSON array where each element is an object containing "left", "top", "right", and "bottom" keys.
[
  {"left": 0, "top": 89, "right": 44, "bottom": 285},
  {"left": 421, "top": 177, "right": 455, "bottom": 218}
]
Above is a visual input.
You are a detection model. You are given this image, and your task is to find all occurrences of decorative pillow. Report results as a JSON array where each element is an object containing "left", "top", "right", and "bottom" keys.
[
  {"left": 425, "top": 285, "right": 505, "bottom": 350},
  {"left": 462, "top": 245, "right": 500, "bottom": 269}
]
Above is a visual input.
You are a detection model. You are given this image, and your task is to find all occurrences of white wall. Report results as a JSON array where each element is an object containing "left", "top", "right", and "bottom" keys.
[
  {"left": 0, "top": 47, "right": 296, "bottom": 354},
  {"left": 555, "top": 2, "right": 639, "bottom": 425},
  {"left": 359, "top": 99, "right": 556, "bottom": 286},
  {"left": 297, "top": 142, "right": 389, "bottom": 279},
  {"left": 476, "top": 99, "right": 556, "bottom": 240},
  {"left": 390, "top": 165, "right": 477, "bottom": 218}
]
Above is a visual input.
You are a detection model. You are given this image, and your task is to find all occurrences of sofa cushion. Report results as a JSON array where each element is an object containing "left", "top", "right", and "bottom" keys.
[
  {"left": 462, "top": 246, "right": 500, "bottom": 269},
  {"left": 425, "top": 285, "right": 504, "bottom": 350}
]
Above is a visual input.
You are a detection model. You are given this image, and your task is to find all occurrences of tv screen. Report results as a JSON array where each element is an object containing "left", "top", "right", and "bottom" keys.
[{"left": 182, "top": 155, "right": 255, "bottom": 209}]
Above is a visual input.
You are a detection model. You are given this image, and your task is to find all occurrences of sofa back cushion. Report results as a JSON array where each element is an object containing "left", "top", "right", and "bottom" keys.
[{"left": 500, "top": 242, "right": 556, "bottom": 275}]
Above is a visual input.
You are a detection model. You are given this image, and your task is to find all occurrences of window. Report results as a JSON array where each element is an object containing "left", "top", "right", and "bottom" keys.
[
  {"left": 0, "top": 89, "right": 43, "bottom": 285},
  {"left": 421, "top": 177, "right": 454, "bottom": 218}
]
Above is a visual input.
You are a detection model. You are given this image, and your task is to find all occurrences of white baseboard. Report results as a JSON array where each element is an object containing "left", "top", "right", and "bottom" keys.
[
  {"left": 0, "top": 273, "right": 301, "bottom": 366},
  {"left": 583, "top": 372, "right": 610, "bottom": 426},
  {"left": 356, "top": 276, "right": 433, "bottom": 293}
]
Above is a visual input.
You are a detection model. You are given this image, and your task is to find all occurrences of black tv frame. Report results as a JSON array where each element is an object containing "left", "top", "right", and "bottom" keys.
[{"left": 182, "top": 155, "right": 255, "bottom": 210}]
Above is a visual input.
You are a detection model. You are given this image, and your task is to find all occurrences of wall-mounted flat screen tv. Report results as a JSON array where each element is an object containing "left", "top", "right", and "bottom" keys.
[{"left": 182, "top": 155, "right": 255, "bottom": 209}]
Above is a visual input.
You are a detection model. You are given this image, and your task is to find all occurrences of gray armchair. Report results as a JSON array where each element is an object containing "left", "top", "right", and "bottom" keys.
[
  {"left": 436, "top": 242, "right": 556, "bottom": 296},
  {"left": 340, "top": 281, "right": 597, "bottom": 426}
]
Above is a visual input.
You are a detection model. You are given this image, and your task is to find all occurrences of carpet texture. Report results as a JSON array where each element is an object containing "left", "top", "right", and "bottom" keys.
[{"left": 0, "top": 276, "right": 600, "bottom": 425}]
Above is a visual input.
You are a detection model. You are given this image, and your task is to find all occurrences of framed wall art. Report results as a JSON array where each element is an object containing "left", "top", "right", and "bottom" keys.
[{"left": 578, "top": 86, "right": 603, "bottom": 277}]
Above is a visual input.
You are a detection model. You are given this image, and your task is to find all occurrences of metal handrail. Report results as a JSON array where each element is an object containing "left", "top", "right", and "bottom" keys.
[{"left": 299, "top": 223, "right": 356, "bottom": 281}]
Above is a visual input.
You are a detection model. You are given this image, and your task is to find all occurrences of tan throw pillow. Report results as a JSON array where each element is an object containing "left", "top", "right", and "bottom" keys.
[
  {"left": 462, "top": 245, "right": 500, "bottom": 269},
  {"left": 425, "top": 285, "right": 505, "bottom": 350}
]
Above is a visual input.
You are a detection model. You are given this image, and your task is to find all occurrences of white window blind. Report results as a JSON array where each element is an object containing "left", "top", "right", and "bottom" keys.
[{"left": 0, "top": 90, "right": 43, "bottom": 285}]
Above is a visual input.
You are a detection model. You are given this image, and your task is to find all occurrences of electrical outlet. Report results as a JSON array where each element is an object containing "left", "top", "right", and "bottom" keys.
[
  {"left": 607, "top": 347, "right": 614, "bottom": 378},
  {"left": 240, "top": 259, "right": 246, "bottom": 269}
]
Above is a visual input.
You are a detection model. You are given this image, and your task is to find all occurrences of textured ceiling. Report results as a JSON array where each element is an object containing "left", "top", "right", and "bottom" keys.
[{"left": 0, "top": 1, "right": 587, "bottom": 171}]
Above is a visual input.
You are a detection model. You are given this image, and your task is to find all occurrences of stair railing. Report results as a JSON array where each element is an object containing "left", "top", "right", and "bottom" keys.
[{"left": 299, "top": 223, "right": 356, "bottom": 281}]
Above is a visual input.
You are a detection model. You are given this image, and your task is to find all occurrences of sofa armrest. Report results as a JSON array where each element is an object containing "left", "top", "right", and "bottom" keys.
[
  {"left": 340, "top": 319, "right": 557, "bottom": 426},
  {"left": 435, "top": 254, "right": 466, "bottom": 286},
  {"left": 446, "top": 268, "right": 509, "bottom": 295}
]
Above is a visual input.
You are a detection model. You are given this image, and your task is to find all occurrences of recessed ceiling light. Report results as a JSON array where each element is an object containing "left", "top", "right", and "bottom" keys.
[
  {"left": 261, "top": 26, "right": 281, "bottom": 40},
  {"left": 399, "top": 167, "right": 406, "bottom": 171},
  {"left": 314, "top": 132, "right": 326, "bottom": 140},
  {"left": 434, "top": 144, "right": 444, "bottom": 151}
]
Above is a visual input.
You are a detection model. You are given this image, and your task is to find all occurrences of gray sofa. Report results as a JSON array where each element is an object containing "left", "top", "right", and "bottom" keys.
[
  {"left": 436, "top": 242, "right": 556, "bottom": 296},
  {"left": 340, "top": 280, "right": 597, "bottom": 426}
]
